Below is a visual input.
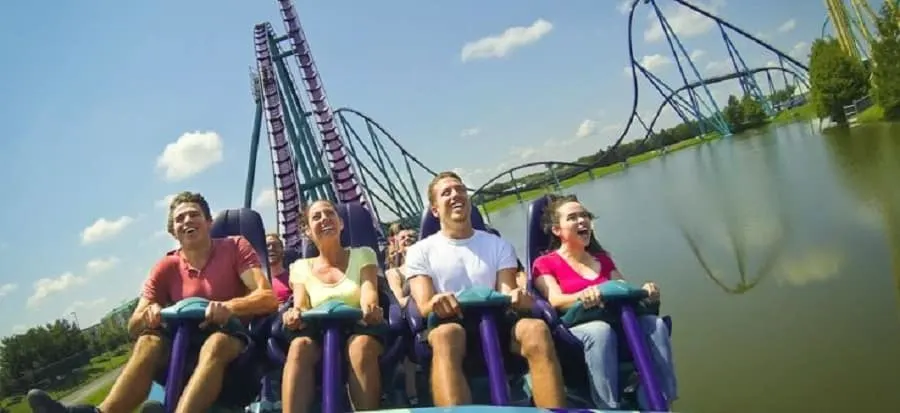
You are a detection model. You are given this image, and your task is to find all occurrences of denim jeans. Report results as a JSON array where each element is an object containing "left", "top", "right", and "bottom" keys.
[{"left": 569, "top": 315, "right": 677, "bottom": 409}]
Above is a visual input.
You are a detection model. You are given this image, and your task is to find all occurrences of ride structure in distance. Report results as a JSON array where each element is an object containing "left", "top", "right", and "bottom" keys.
[{"left": 822, "top": 0, "right": 899, "bottom": 62}]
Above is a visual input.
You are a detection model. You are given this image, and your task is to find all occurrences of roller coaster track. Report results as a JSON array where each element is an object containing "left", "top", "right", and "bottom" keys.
[
  {"left": 253, "top": 23, "right": 304, "bottom": 250},
  {"left": 276, "top": 0, "right": 367, "bottom": 208},
  {"left": 470, "top": 0, "right": 811, "bottom": 201}
]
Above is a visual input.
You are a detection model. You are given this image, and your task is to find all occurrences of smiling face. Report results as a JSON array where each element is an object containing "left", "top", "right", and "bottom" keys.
[
  {"left": 304, "top": 200, "right": 343, "bottom": 244},
  {"left": 266, "top": 234, "right": 284, "bottom": 265},
  {"left": 395, "top": 229, "right": 417, "bottom": 252},
  {"left": 430, "top": 175, "right": 470, "bottom": 224},
  {"left": 551, "top": 201, "right": 594, "bottom": 248},
  {"left": 171, "top": 201, "right": 212, "bottom": 248}
]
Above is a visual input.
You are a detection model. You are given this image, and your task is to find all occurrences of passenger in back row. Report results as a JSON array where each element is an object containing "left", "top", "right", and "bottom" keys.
[
  {"left": 532, "top": 194, "right": 677, "bottom": 409},
  {"left": 280, "top": 199, "right": 384, "bottom": 413},
  {"left": 404, "top": 171, "right": 566, "bottom": 408},
  {"left": 28, "top": 191, "right": 279, "bottom": 413},
  {"left": 266, "top": 233, "right": 293, "bottom": 304}
]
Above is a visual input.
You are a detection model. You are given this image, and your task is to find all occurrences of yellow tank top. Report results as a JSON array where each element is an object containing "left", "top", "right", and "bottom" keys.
[{"left": 289, "top": 246, "right": 378, "bottom": 308}]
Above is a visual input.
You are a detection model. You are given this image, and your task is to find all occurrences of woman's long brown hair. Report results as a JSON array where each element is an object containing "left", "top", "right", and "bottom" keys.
[{"left": 540, "top": 194, "right": 605, "bottom": 255}]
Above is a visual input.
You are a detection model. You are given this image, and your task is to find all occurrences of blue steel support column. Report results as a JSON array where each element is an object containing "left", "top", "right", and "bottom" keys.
[
  {"left": 649, "top": 0, "right": 731, "bottom": 136},
  {"left": 719, "top": 25, "right": 774, "bottom": 116}
]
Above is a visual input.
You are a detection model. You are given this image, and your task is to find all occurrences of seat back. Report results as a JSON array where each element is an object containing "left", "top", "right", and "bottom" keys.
[
  {"left": 418, "top": 204, "right": 487, "bottom": 239},
  {"left": 525, "top": 195, "right": 553, "bottom": 290},
  {"left": 211, "top": 208, "right": 271, "bottom": 280}
]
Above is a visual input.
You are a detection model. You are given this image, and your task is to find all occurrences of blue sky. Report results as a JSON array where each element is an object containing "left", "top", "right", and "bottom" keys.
[{"left": 0, "top": 0, "right": 826, "bottom": 334}]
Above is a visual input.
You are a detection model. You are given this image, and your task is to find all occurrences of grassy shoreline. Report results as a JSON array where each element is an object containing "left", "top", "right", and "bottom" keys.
[
  {"left": 1, "top": 350, "right": 129, "bottom": 413},
  {"left": 478, "top": 104, "right": 821, "bottom": 215}
]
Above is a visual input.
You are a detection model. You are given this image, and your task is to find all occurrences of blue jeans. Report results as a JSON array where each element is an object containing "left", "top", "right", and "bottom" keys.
[{"left": 569, "top": 315, "right": 677, "bottom": 409}]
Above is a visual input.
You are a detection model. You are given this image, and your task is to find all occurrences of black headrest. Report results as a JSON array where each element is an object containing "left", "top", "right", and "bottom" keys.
[
  {"left": 301, "top": 202, "right": 384, "bottom": 267},
  {"left": 210, "top": 208, "right": 271, "bottom": 280},
  {"left": 418, "top": 204, "right": 487, "bottom": 239},
  {"left": 525, "top": 195, "right": 553, "bottom": 280}
]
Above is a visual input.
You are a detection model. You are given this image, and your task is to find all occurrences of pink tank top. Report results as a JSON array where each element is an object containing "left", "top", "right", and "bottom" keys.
[
  {"left": 271, "top": 270, "right": 292, "bottom": 303},
  {"left": 532, "top": 250, "right": 617, "bottom": 295}
]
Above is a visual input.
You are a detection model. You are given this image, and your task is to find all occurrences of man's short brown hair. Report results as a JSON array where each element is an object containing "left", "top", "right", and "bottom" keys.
[
  {"left": 426, "top": 171, "right": 464, "bottom": 207},
  {"left": 166, "top": 191, "right": 212, "bottom": 235}
]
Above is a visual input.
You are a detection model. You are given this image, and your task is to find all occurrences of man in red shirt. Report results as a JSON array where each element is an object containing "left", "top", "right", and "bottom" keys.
[{"left": 28, "top": 192, "right": 279, "bottom": 413}]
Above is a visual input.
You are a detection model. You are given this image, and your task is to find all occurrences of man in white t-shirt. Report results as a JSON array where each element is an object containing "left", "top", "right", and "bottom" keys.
[{"left": 404, "top": 171, "right": 565, "bottom": 408}]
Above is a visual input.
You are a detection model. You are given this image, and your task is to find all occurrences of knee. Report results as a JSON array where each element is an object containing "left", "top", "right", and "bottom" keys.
[
  {"left": 133, "top": 334, "right": 168, "bottom": 361},
  {"left": 347, "top": 335, "right": 382, "bottom": 367},
  {"left": 427, "top": 323, "right": 466, "bottom": 359},
  {"left": 287, "top": 336, "right": 320, "bottom": 364},
  {"left": 516, "top": 319, "right": 555, "bottom": 359},
  {"left": 582, "top": 320, "right": 617, "bottom": 342},
  {"left": 640, "top": 316, "right": 668, "bottom": 335},
  {"left": 198, "top": 333, "right": 244, "bottom": 365}
]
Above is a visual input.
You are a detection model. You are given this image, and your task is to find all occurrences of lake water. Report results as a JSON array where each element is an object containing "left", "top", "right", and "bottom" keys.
[{"left": 486, "top": 121, "right": 900, "bottom": 412}]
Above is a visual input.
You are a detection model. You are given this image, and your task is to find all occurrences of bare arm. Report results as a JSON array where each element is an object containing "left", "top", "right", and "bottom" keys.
[
  {"left": 495, "top": 267, "right": 520, "bottom": 294},
  {"left": 359, "top": 263, "right": 379, "bottom": 307},
  {"left": 225, "top": 267, "right": 278, "bottom": 316},
  {"left": 385, "top": 268, "right": 408, "bottom": 305},
  {"left": 127, "top": 297, "right": 153, "bottom": 337},
  {"left": 292, "top": 278, "right": 312, "bottom": 311},
  {"left": 534, "top": 275, "right": 581, "bottom": 311},
  {"left": 409, "top": 275, "right": 437, "bottom": 316}
]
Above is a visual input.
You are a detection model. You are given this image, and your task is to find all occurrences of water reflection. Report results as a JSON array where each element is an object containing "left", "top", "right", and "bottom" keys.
[
  {"left": 822, "top": 123, "right": 900, "bottom": 310},
  {"left": 659, "top": 131, "right": 790, "bottom": 295}
]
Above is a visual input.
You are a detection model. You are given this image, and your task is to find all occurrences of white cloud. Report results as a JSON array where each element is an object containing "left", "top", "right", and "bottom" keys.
[
  {"left": 790, "top": 41, "right": 810, "bottom": 60},
  {"left": 85, "top": 257, "right": 119, "bottom": 274},
  {"left": 575, "top": 119, "right": 598, "bottom": 139},
  {"left": 690, "top": 49, "right": 706, "bottom": 60},
  {"left": 644, "top": 0, "right": 724, "bottom": 43},
  {"left": 254, "top": 188, "right": 277, "bottom": 209},
  {"left": 64, "top": 298, "right": 108, "bottom": 317},
  {"left": 460, "top": 127, "right": 480, "bottom": 138},
  {"left": 11, "top": 325, "right": 27, "bottom": 334},
  {"left": 0, "top": 283, "right": 17, "bottom": 298},
  {"left": 617, "top": 0, "right": 634, "bottom": 14},
  {"left": 28, "top": 272, "right": 88, "bottom": 307},
  {"left": 461, "top": 19, "right": 553, "bottom": 62},
  {"left": 81, "top": 216, "right": 134, "bottom": 245},
  {"left": 704, "top": 58, "right": 733, "bottom": 77},
  {"left": 626, "top": 54, "right": 672, "bottom": 76},
  {"left": 156, "top": 131, "right": 224, "bottom": 181},
  {"left": 777, "top": 18, "right": 796, "bottom": 34},
  {"left": 155, "top": 193, "right": 176, "bottom": 209}
]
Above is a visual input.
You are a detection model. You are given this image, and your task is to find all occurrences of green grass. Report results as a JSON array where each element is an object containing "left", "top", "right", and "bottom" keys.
[
  {"left": 81, "top": 383, "right": 114, "bottom": 406},
  {"left": 855, "top": 104, "right": 885, "bottom": 123},
  {"left": 1, "top": 349, "right": 129, "bottom": 413},
  {"left": 771, "top": 102, "right": 817, "bottom": 124},
  {"left": 479, "top": 132, "right": 721, "bottom": 214}
]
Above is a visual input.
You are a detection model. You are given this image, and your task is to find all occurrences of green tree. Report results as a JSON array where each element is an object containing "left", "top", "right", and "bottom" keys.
[
  {"left": 740, "top": 94, "right": 768, "bottom": 125},
  {"left": 871, "top": 2, "right": 900, "bottom": 119},
  {"left": 808, "top": 37, "right": 869, "bottom": 124},
  {"left": 723, "top": 94, "right": 744, "bottom": 128}
]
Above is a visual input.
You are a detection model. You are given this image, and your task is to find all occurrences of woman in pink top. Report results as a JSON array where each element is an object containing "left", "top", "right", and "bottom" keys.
[
  {"left": 533, "top": 195, "right": 676, "bottom": 410},
  {"left": 266, "top": 233, "right": 292, "bottom": 304}
]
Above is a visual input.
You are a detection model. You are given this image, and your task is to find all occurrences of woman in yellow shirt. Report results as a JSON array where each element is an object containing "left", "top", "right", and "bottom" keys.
[{"left": 280, "top": 200, "right": 384, "bottom": 412}]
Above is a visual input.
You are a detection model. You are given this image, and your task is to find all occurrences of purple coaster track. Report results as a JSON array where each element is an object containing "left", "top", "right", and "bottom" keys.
[
  {"left": 254, "top": 23, "right": 304, "bottom": 250},
  {"left": 276, "top": 0, "right": 367, "bottom": 208}
]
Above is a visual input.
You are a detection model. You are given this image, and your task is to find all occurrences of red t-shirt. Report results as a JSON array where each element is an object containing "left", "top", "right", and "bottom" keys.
[
  {"left": 532, "top": 250, "right": 617, "bottom": 294},
  {"left": 142, "top": 236, "right": 261, "bottom": 306}
]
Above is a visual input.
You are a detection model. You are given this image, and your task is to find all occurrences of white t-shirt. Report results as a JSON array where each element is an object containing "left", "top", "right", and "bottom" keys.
[{"left": 404, "top": 229, "right": 519, "bottom": 295}]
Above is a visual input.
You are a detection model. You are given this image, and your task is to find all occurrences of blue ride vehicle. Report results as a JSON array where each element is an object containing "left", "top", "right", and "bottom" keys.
[{"left": 145, "top": 201, "right": 675, "bottom": 413}]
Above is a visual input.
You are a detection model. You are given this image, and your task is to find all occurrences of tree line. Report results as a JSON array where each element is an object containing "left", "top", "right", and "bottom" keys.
[
  {"left": 809, "top": 1, "right": 900, "bottom": 123},
  {"left": 0, "top": 299, "right": 137, "bottom": 398}
]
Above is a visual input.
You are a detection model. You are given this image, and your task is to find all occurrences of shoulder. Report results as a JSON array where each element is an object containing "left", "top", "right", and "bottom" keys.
[
  {"left": 352, "top": 246, "right": 378, "bottom": 261},
  {"left": 473, "top": 230, "right": 514, "bottom": 252},
  {"left": 149, "top": 254, "right": 180, "bottom": 279},
  {"left": 532, "top": 251, "right": 560, "bottom": 272}
]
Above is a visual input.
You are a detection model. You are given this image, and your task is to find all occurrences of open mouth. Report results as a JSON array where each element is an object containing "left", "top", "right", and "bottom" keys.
[
  {"left": 183, "top": 227, "right": 197, "bottom": 236},
  {"left": 450, "top": 200, "right": 465, "bottom": 212},
  {"left": 576, "top": 227, "right": 591, "bottom": 238},
  {"left": 319, "top": 223, "right": 335, "bottom": 234}
]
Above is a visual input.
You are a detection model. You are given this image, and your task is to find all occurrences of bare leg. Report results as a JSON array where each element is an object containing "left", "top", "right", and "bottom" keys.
[
  {"left": 100, "top": 334, "right": 170, "bottom": 413},
  {"left": 510, "top": 318, "right": 565, "bottom": 408},
  {"left": 427, "top": 323, "right": 470, "bottom": 406},
  {"left": 346, "top": 335, "right": 383, "bottom": 411},
  {"left": 175, "top": 332, "right": 243, "bottom": 413},
  {"left": 281, "top": 336, "right": 320, "bottom": 413}
]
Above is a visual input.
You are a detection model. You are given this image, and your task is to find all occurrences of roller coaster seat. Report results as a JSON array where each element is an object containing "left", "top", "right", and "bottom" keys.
[
  {"left": 153, "top": 208, "right": 274, "bottom": 412},
  {"left": 524, "top": 195, "right": 673, "bottom": 410},
  {"left": 265, "top": 202, "right": 406, "bottom": 413},
  {"left": 404, "top": 204, "right": 559, "bottom": 405}
]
